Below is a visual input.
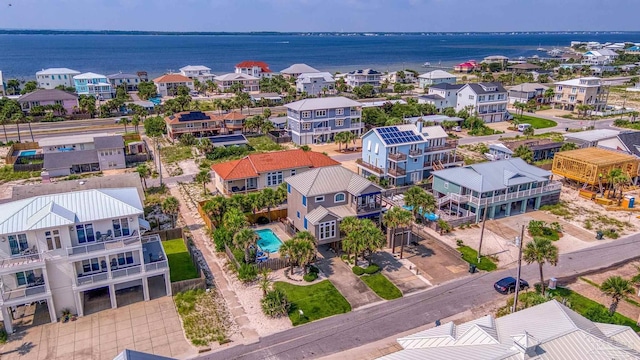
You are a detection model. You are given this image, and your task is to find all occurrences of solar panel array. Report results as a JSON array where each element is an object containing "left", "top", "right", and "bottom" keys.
[
  {"left": 178, "top": 111, "right": 209, "bottom": 122},
  {"left": 377, "top": 126, "right": 423, "bottom": 145}
]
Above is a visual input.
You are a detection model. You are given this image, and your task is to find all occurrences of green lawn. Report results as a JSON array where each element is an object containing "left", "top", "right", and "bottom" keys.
[
  {"left": 0, "top": 165, "right": 40, "bottom": 183},
  {"left": 458, "top": 246, "right": 498, "bottom": 271},
  {"left": 274, "top": 280, "right": 351, "bottom": 326},
  {"left": 248, "top": 136, "right": 283, "bottom": 152},
  {"left": 160, "top": 145, "right": 193, "bottom": 164},
  {"left": 162, "top": 239, "right": 200, "bottom": 282},
  {"left": 361, "top": 273, "right": 402, "bottom": 300},
  {"left": 515, "top": 115, "right": 557, "bottom": 129}
]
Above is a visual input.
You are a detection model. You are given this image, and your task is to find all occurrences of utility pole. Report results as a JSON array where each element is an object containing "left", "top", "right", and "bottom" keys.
[
  {"left": 512, "top": 224, "right": 526, "bottom": 313},
  {"left": 477, "top": 205, "right": 489, "bottom": 264},
  {"left": 156, "top": 138, "right": 163, "bottom": 187}
]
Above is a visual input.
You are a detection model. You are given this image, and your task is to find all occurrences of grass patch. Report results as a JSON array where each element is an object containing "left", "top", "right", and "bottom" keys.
[
  {"left": 0, "top": 165, "right": 40, "bottom": 183},
  {"left": 540, "top": 202, "right": 573, "bottom": 219},
  {"left": 579, "top": 276, "right": 600, "bottom": 288},
  {"left": 515, "top": 115, "right": 557, "bottom": 129},
  {"left": 160, "top": 145, "right": 193, "bottom": 164},
  {"left": 500, "top": 131, "right": 564, "bottom": 142},
  {"left": 248, "top": 136, "right": 283, "bottom": 152},
  {"left": 162, "top": 239, "right": 200, "bottom": 282},
  {"left": 174, "top": 289, "right": 230, "bottom": 346},
  {"left": 360, "top": 273, "right": 402, "bottom": 300},
  {"left": 458, "top": 245, "right": 497, "bottom": 271},
  {"left": 274, "top": 280, "right": 351, "bottom": 326}
]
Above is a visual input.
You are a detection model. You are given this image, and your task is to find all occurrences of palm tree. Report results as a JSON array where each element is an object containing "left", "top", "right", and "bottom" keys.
[
  {"left": 233, "top": 228, "right": 258, "bottom": 264},
  {"left": 543, "top": 88, "right": 555, "bottom": 102},
  {"left": 222, "top": 207, "right": 248, "bottom": 235},
  {"left": 600, "top": 276, "right": 634, "bottom": 316},
  {"left": 0, "top": 112, "right": 9, "bottom": 143},
  {"left": 162, "top": 196, "right": 180, "bottom": 228},
  {"left": 258, "top": 268, "right": 272, "bottom": 296},
  {"left": 131, "top": 114, "right": 140, "bottom": 134},
  {"left": 280, "top": 239, "right": 298, "bottom": 275},
  {"left": 11, "top": 112, "right": 22, "bottom": 142},
  {"left": 195, "top": 169, "right": 212, "bottom": 194},
  {"left": 203, "top": 196, "right": 227, "bottom": 225},
  {"left": 24, "top": 116, "right": 35, "bottom": 142},
  {"left": 340, "top": 217, "right": 362, "bottom": 262},
  {"left": 522, "top": 237, "right": 559, "bottom": 295},
  {"left": 404, "top": 186, "right": 434, "bottom": 221},
  {"left": 292, "top": 232, "right": 316, "bottom": 274},
  {"left": 334, "top": 131, "right": 347, "bottom": 152},
  {"left": 383, "top": 207, "right": 413, "bottom": 256},
  {"left": 359, "top": 219, "right": 386, "bottom": 265},
  {"left": 136, "top": 163, "right": 151, "bottom": 189},
  {"left": 261, "top": 188, "right": 277, "bottom": 222}
]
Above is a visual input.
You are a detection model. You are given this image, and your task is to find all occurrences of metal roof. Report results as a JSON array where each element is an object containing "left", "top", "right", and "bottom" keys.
[
  {"left": 297, "top": 72, "right": 335, "bottom": 83},
  {"left": 280, "top": 63, "right": 320, "bottom": 74},
  {"left": 0, "top": 188, "right": 143, "bottom": 235},
  {"left": 286, "top": 166, "right": 381, "bottom": 197},
  {"left": 179, "top": 65, "right": 211, "bottom": 72},
  {"left": 374, "top": 125, "right": 425, "bottom": 146},
  {"left": 114, "top": 349, "right": 176, "bottom": 360},
  {"left": 464, "top": 82, "right": 508, "bottom": 95},
  {"left": 506, "top": 82, "right": 549, "bottom": 92},
  {"left": 73, "top": 72, "right": 108, "bottom": 80},
  {"left": 39, "top": 132, "right": 113, "bottom": 147},
  {"left": 564, "top": 129, "right": 620, "bottom": 142},
  {"left": 418, "top": 70, "right": 456, "bottom": 79},
  {"left": 107, "top": 73, "right": 140, "bottom": 80},
  {"left": 285, "top": 96, "right": 362, "bottom": 112},
  {"left": 214, "top": 73, "right": 259, "bottom": 81},
  {"left": 36, "top": 68, "right": 80, "bottom": 75}
]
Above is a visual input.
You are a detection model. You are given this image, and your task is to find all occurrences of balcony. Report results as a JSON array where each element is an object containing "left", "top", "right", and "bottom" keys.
[
  {"left": 387, "top": 167, "right": 406, "bottom": 177},
  {"left": 409, "top": 149, "right": 423, "bottom": 157},
  {"left": 388, "top": 152, "right": 408, "bottom": 161},
  {"left": 0, "top": 253, "right": 44, "bottom": 272},
  {"left": 427, "top": 140, "right": 458, "bottom": 152},
  {"left": 112, "top": 264, "right": 142, "bottom": 279},
  {"left": 145, "top": 259, "right": 169, "bottom": 272},
  {"left": 313, "top": 127, "right": 332, "bottom": 134},
  {"left": 350, "top": 122, "right": 364, "bottom": 129},
  {"left": 356, "top": 159, "right": 384, "bottom": 175},
  {"left": 442, "top": 182, "right": 562, "bottom": 206},
  {"left": 171, "top": 125, "right": 222, "bottom": 133},
  {"left": 425, "top": 154, "right": 465, "bottom": 168},
  {"left": 350, "top": 111, "right": 362, "bottom": 117},
  {"left": 2, "top": 284, "right": 47, "bottom": 304},
  {"left": 77, "top": 272, "right": 109, "bottom": 286},
  {"left": 67, "top": 236, "right": 141, "bottom": 257}
]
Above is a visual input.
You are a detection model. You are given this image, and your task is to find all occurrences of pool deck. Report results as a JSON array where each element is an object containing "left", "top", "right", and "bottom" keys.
[{"left": 254, "top": 223, "right": 291, "bottom": 259}]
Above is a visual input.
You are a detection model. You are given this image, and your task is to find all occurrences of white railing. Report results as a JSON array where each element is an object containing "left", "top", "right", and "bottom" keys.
[
  {"left": 145, "top": 260, "right": 168, "bottom": 272},
  {"left": 313, "top": 127, "right": 332, "bottom": 134},
  {"left": 442, "top": 182, "right": 562, "bottom": 206},
  {"left": 2, "top": 284, "right": 47, "bottom": 302},
  {"left": 350, "top": 122, "right": 364, "bottom": 129},
  {"left": 437, "top": 194, "right": 451, "bottom": 205},
  {"left": 67, "top": 236, "right": 141, "bottom": 257},
  {"left": 112, "top": 265, "right": 142, "bottom": 279},
  {"left": 76, "top": 272, "right": 109, "bottom": 286},
  {"left": 0, "top": 253, "right": 44, "bottom": 269}
]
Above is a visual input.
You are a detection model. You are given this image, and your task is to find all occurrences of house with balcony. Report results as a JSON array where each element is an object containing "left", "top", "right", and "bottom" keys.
[
  {"left": 214, "top": 73, "right": 260, "bottom": 92},
  {"left": 455, "top": 82, "right": 508, "bottom": 123},
  {"left": 164, "top": 110, "right": 249, "bottom": 140},
  {"left": 552, "top": 77, "right": 609, "bottom": 112},
  {"left": 211, "top": 149, "right": 338, "bottom": 195},
  {"left": 179, "top": 65, "right": 216, "bottom": 83},
  {"left": 507, "top": 83, "right": 550, "bottom": 104},
  {"left": 418, "top": 70, "right": 457, "bottom": 89},
  {"left": 0, "top": 188, "right": 169, "bottom": 333},
  {"left": 382, "top": 71, "right": 417, "bottom": 84},
  {"left": 417, "top": 83, "right": 464, "bottom": 112},
  {"left": 280, "top": 63, "right": 320, "bottom": 79},
  {"left": 431, "top": 158, "right": 561, "bottom": 223},
  {"left": 153, "top": 74, "right": 195, "bottom": 97},
  {"left": 285, "top": 96, "right": 363, "bottom": 145},
  {"left": 582, "top": 49, "right": 619, "bottom": 66},
  {"left": 73, "top": 72, "right": 113, "bottom": 100},
  {"left": 502, "top": 139, "right": 563, "bottom": 162},
  {"left": 346, "top": 69, "right": 382, "bottom": 89},
  {"left": 18, "top": 89, "right": 79, "bottom": 115},
  {"left": 285, "top": 166, "right": 383, "bottom": 248},
  {"left": 36, "top": 68, "right": 80, "bottom": 89},
  {"left": 40, "top": 133, "right": 126, "bottom": 177},
  {"left": 358, "top": 122, "right": 463, "bottom": 187},
  {"left": 107, "top": 72, "right": 141, "bottom": 92},
  {"left": 296, "top": 72, "right": 335, "bottom": 96},
  {"left": 235, "top": 61, "right": 273, "bottom": 79}
]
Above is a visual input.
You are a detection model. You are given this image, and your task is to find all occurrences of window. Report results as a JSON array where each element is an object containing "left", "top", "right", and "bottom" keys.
[
  {"left": 319, "top": 221, "right": 336, "bottom": 240},
  {"left": 498, "top": 94, "right": 505, "bottom": 100},
  {"left": 16, "top": 270, "right": 34, "bottom": 286},
  {"left": 296, "top": 211, "right": 300, "bottom": 219},
  {"left": 267, "top": 171, "right": 283, "bottom": 186},
  {"left": 488, "top": 95, "right": 495, "bottom": 101},
  {"left": 302, "top": 196, "right": 307, "bottom": 206},
  {"left": 117, "top": 251, "right": 134, "bottom": 266},
  {"left": 336, "top": 119, "right": 344, "bottom": 127},
  {"left": 315, "top": 110, "right": 327, "bottom": 117},
  {"left": 556, "top": 94, "right": 562, "bottom": 100},
  {"left": 336, "top": 108, "right": 344, "bottom": 115},
  {"left": 557, "top": 86, "right": 563, "bottom": 91},
  {"left": 287, "top": 184, "right": 291, "bottom": 193},
  {"left": 315, "top": 196, "right": 324, "bottom": 203},
  {"left": 374, "top": 143, "right": 379, "bottom": 154},
  {"left": 579, "top": 88, "right": 586, "bottom": 93},
  {"left": 76, "top": 224, "right": 95, "bottom": 243},
  {"left": 45, "top": 230, "right": 61, "bottom": 250},
  {"left": 478, "top": 96, "right": 485, "bottom": 101},
  {"left": 301, "top": 111, "right": 311, "bottom": 118},
  {"left": 469, "top": 95, "right": 475, "bottom": 100},
  {"left": 302, "top": 123, "right": 311, "bottom": 130},
  {"left": 443, "top": 182, "right": 449, "bottom": 189},
  {"left": 8, "top": 234, "right": 28, "bottom": 255},
  {"left": 334, "top": 193, "right": 346, "bottom": 202},
  {"left": 304, "top": 217, "right": 308, "bottom": 229},
  {"left": 291, "top": 169, "right": 296, "bottom": 176},
  {"left": 112, "top": 218, "right": 131, "bottom": 238},
  {"left": 82, "top": 258, "right": 100, "bottom": 273}
]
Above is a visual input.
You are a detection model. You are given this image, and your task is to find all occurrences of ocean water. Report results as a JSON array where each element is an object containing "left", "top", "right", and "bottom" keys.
[{"left": 1, "top": 33, "right": 639, "bottom": 79}]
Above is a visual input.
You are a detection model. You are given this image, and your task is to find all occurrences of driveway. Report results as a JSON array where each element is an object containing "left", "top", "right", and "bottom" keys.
[
  {"left": 372, "top": 251, "right": 429, "bottom": 294},
  {"left": 316, "top": 247, "right": 381, "bottom": 309},
  {"left": 403, "top": 228, "right": 469, "bottom": 285}
]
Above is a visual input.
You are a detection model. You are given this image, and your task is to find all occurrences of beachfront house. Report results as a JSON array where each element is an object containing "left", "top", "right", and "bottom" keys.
[
  {"left": 625, "top": 45, "right": 640, "bottom": 54},
  {"left": 552, "top": 77, "right": 609, "bottom": 113},
  {"left": 179, "top": 65, "right": 216, "bottom": 83},
  {"left": 214, "top": 73, "right": 260, "bottom": 92},
  {"left": 383, "top": 71, "right": 417, "bottom": 84},
  {"left": 164, "top": 110, "right": 248, "bottom": 141},
  {"left": 418, "top": 70, "right": 457, "bottom": 88},
  {"left": 107, "top": 72, "right": 141, "bottom": 92},
  {"left": 417, "top": 83, "right": 464, "bottom": 112},
  {"left": 211, "top": 149, "right": 338, "bottom": 195},
  {"left": 582, "top": 49, "right": 619, "bottom": 66},
  {"left": 73, "top": 72, "right": 113, "bottom": 100},
  {"left": 507, "top": 83, "right": 550, "bottom": 104},
  {"left": 454, "top": 61, "right": 477, "bottom": 73},
  {"left": 455, "top": 82, "right": 508, "bottom": 123},
  {"left": 40, "top": 133, "right": 126, "bottom": 177},
  {"left": 285, "top": 166, "right": 383, "bottom": 248},
  {"left": 235, "top": 61, "right": 273, "bottom": 79},
  {"left": 357, "top": 122, "right": 462, "bottom": 187},
  {"left": 36, "top": 68, "right": 80, "bottom": 89},
  {"left": 431, "top": 158, "right": 561, "bottom": 222},
  {"left": 296, "top": 72, "right": 335, "bottom": 96},
  {"left": 153, "top": 74, "right": 195, "bottom": 97},
  {"left": 346, "top": 69, "right": 382, "bottom": 89},
  {"left": 0, "top": 187, "right": 169, "bottom": 333},
  {"left": 285, "top": 96, "right": 363, "bottom": 145},
  {"left": 502, "top": 139, "right": 563, "bottom": 162},
  {"left": 280, "top": 64, "right": 320, "bottom": 79},
  {"left": 18, "top": 89, "right": 79, "bottom": 115}
]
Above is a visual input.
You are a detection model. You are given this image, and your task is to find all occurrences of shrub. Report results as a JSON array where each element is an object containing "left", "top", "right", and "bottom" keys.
[
  {"left": 261, "top": 288, "right": 291, "bottom": 318},
  {"left": 212, "top": 227, "right": 232, "bottom": 252},
  {"left": 364, "top": 264, "right": 380, "bottom": 274},
  {"left": 0, "top": 328, "right": 6, "bottom": 344},
  {"left": 232, "top": 248, "right": 245, "bottom": 265},
  {"left": 603, "top": 228, "right": 619, "bottom": 239},
  {"left": 308, "top": 265, "right": 319, "bottom": 274},
  {"left": 303, "top": 272, "right": 318, "bottom": 282},
  {"left": 456, "top": 239, "right": 465, "bottom": 247},
  {"left": 238, "top": 263, "right": 258, "bottom": 283},
  {"left": 352, "top": 266, "right": 365, "bottom": 276},
  {"left": 300, "top": 145, "right": 311, "bottom": 151},
  {"left": 256, "top": 216, "right": 270, "bottom": 225}
]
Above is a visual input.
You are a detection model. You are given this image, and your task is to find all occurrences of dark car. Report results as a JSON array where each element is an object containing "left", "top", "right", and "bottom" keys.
[{"left": 494, "top": 277, "right": 529, "bottom": 294}]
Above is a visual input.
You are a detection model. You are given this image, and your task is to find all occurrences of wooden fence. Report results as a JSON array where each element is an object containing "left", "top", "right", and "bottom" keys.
[
  {"left": 123, "top": 133, "right": 142, "bottom": 142},
  {"left": 247, "top": 208, "right": 288, "bottom": 224},
  {"left": 224, "top": 244, "right": 241, "bottom": 269},
  {"left": 125, "top": 154, "right": 150, "bottom": 166},
  {"left": 148, "top": 228, "right": 184, "bottom": 241},
  {"left": 171, "top": 275, "right": 206, "bottom": 293},
  {"left": 256, "top": 257, "right": 288, "bottom": 271},
  {"left": 197, "top": 201, "right": 215, "bottom": 231},
  {"left": 5, "top": 142, "right": 40, "bottom": 165}
]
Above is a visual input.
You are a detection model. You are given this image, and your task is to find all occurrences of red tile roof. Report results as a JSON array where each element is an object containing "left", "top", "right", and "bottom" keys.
[
  {"left": 211, "top": 149, "right": 339, "bottom": 181},
  {"left": 223, "top": 111, "right": 246, "bottom": 120},
  {"left": 235, "top": 61, "right": 272, "bottom": 73},
  {"left": 153, "top": 74, "right": 193, "bottom": 83}
]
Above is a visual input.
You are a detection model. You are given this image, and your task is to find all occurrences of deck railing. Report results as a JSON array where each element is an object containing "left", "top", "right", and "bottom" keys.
[
  {"left": 67, "top": 236, "right": 141, "bottom": 257},
  {"left": 145, "top": 260, "right": 169, "bottom": 272},
  {"left": 2, "top": 284, "right": 47, "bottom": 302}
]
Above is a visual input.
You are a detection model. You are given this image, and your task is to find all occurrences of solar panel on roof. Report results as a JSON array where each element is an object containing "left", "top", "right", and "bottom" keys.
[{"left": 377, "top": 126, "right": 424, "bottom": 145}]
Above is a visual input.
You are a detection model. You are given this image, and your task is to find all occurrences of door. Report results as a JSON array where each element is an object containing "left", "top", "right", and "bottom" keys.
[{"left": 410, "top": 171, "right": 421, "bottom": 184}]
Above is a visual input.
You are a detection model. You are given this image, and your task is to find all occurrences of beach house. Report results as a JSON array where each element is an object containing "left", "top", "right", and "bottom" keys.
[
  {"left": 214, "top": 73, "right": 260, "bottom": 92},
  {"left": 582, "top": 49, "right": 619, "bottom": 66},
  {"left": 418, "top": 70, "right": 457, "bottom": 88},
  {"left": 73, "top": 72, "right": 113, "bottom": 100},
  {"left": 18, "top": 89, "right": 79, "bottom": 115},
  {"left": 285, "top": 96, "right": 363, "bottom": 145},
  {"left": 36, "top": 68, "right": 80, "bottom": 89},
  {"left": 454, "top": 61, "right": 477, "bottom": 73},
  {"left": 179, "top": 65, "right": 216, "bottom": 83},
  {"left": 358, "top": 122, "right": 462, "bottom": 186},
  {"left": 417, "top": 83, "right": 464, "bottom": 112},
  {"left": 235, "top": 61, "right": 273, "bottom": 79},
  {"left": 153, "top": 74, "right": 195, "bottom": 97},
  {"left": 211, "top": 149, "right": 338, "bottom": 195},
  {"left": 552, "top": 77, "right": 609, "bottom": 113},
  {"left": 0, "top": 187, "right": 169, "bottom": 333},
  {"left": 164, "top": 110, "right": 248, "bottom": 141},
  {"left": 285, "top": 166, "right": 383, "bottom": 248},
  {"left": 345, "top": 69, "right": 382, "bottom": 89},
  {"left": 455, "top": 82, "right": 508, "bottom": 123},
  {"left": 107, "top": 72, "right": 141, "bottom": 92},
  {"left": 296, "top": 72, "right": 335, "bottom": 96},
  {"left": 280, "top": 64, "right": 320, "bottom": 79},
  {"left": 507, "top": 83, "right": 550, "bottom": 104}
]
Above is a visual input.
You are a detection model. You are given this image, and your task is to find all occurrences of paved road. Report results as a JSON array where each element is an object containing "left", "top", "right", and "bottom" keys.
[{"left": 202, "top": 233, "right": 640, "bottom": 360}]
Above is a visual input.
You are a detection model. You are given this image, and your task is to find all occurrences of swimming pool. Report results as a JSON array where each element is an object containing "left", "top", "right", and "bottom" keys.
[
  {"left": 402, "top": 205, "right": 439, "bottom": 221},
  {"left": 19, "top": 150, "right": 37, "bottom": 156},
  {"left": 256, "top": 229, "right": 283, "bottom": 253}
]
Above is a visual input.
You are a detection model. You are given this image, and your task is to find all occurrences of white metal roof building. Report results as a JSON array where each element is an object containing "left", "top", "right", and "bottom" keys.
[
  {"left": 281, "top": 63, "right": 320, "bottom": 77},
  {"left": 285, "top": 96, "right": 362, "bottom": 112},
  {"left": 36, "top": 68, "right": 81, "bottom": 89},
  {"left": 564, "top": 129, "right": 620, "bottom": 148}
]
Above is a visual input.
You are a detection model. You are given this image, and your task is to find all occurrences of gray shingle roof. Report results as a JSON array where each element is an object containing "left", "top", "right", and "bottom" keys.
[
  {"left": 429, "top": 83, "right": 465, "bottom": 91},
  {"left": 18, "top": 89, "right": 78, "bottom": 103},
  {"left": 286, "top": 166, "right": 380, "bottom": 197},
  {"left": 616, "top": 131, "right": 640, "bottom": 157},
  {"left": 94, "top": 135, "right": 124, "bottom": 150},
  {"left": 465, "top": 82, "right": 507, "bottom": 95},
  {"left": 44, "top": 150, "right": 99, "bottom": 170}
]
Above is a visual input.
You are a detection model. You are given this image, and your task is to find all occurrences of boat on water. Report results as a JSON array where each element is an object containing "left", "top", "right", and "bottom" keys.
[
  {"left": 547, "top": 48, "right": 563, "bottom": 57},
  {"left": 422, "top": 62, "right": 431, "bottom": 67}
]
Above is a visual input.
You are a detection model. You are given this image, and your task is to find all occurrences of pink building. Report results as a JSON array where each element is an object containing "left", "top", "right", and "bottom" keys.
[{"left": 18, "top": 89, "right": 79, "bottom": 115}]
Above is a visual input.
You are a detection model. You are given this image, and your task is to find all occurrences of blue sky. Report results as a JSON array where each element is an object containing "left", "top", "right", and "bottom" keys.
[{"left": 0, "top": 0, "right": 638, "bottom": 32}]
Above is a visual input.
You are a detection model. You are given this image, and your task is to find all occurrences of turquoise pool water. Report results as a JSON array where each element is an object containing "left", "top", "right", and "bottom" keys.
[
  {"left": 256, "top": 229, "right": 283, "bottom": 253},
  {"left": 402, "top": 205, "right": 439, "bottom": 221},
  {"left": 19, "top": 150, "right": 36, "bottom": 156}
]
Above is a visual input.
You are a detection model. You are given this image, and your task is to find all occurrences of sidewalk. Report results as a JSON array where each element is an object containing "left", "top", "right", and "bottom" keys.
[{"left": 372, "top": 251, "right": 430, "bottom": 294}]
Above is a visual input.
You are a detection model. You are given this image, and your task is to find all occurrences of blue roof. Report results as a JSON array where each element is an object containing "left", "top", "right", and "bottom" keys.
[{"left": 374, "top": 125, "right": 424, "bottom": 146}]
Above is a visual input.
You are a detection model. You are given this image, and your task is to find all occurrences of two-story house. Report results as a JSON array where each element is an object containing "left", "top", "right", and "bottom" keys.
[
  {"left": 211, "top": 149, "right": 338, "bottom": 195},
  {"left": 18, "top": 89, "right": 79, "bottom": 115},
  {"left": 153, "top": 74, "right": 195, "bottom": 97},
  {"left": 164, "top": 111, "right": 248, "bottom": 140},
  {"left": 285, "top": 96, "right": 363, "bottom": 145},
  {"left": 357, "top": 122, "right": 463, "bottom": 186},
  {"left": 418, "top": 70, "right": 457, "bottom": 89},
  {"left": 346, "top": 69, "right": 382, "bottom": 89},
  {"left": 0, "top": 188, "right": 169, "bottom": 333},
  {"left": 107, "top": 72, "right": 141, "bottom": 92},
  {"left": 296, "top": 72, "right": 335, "bottom": 96},
  {"left": 456, "top": 82, "right": 508, "bottom": 123},
  {"left": 73, "top": 72, "right": 113, "bottom": 100},
  {"left": 286, "top": 166, "right": 383, "bottom": 249},
  {"left": 36, "top": 68, "right": 80, "bottom": 89},
  {"left": 383, "top": 71, "right": 417, "bottom": 84},
  {"left": 431, "top": 158, "right": 561, "bottom": 223},
  {"left": 280, "top": 63, "right": 320, "bottom": 79},
  {"left": 582, "top": 49, "right": 619, "bottom": 66},
  {"left": 417, "top": 83, "right": 464, "bottom": 112},
  {"left": 235, "top": 61, "right": 273, "bottom": 79},
  {"left": 507, "top": 83, "right": 550, "bottom": 104},
  {"left": 214, "top": 73, "right": 260, "bottom": 92},
  {"left": 179, "top": 65, "right": 216, "bottom": 83},
  {"left": 40, "top": 133, "right": 126, "bottom": 177},
  {"left": 552, "top": 77, "right": 609, "bottom": 112}
]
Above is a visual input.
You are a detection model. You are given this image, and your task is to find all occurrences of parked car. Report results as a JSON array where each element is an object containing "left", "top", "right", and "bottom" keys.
[
  {"left": 453, "top": 126, "right": 462, "bottom": 132},
  {"left": 494, "top": 277, "right": 529, "bottom": 294},
  {"left": 517, "top": 123, "right": 531, "bottom": 132}
]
